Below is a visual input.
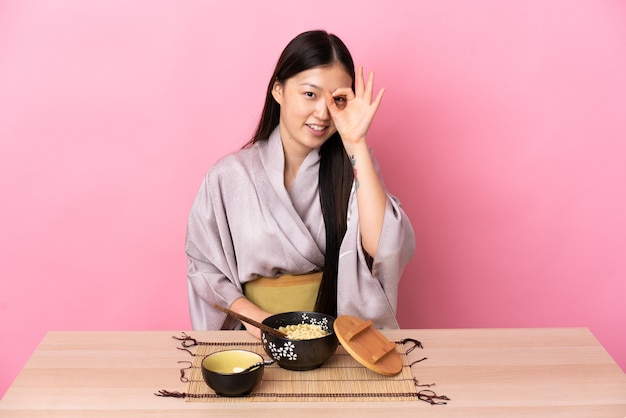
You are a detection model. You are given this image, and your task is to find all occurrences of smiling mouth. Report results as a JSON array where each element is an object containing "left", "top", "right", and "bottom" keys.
[{"left": 306, "top": 124, "right": 327, "bottom": 132}]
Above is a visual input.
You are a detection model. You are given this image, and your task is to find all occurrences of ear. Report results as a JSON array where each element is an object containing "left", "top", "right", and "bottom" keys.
[{"left": 271, "top": 80, "right": 283, "bottom": 105}]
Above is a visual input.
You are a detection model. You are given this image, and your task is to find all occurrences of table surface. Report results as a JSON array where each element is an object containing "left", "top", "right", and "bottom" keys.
[{"left": 1, "top": 328, "right": 625, "bottom": 417}]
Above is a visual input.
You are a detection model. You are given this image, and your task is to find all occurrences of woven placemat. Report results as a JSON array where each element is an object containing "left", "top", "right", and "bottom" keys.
[{"left": 180, "top": 340, "right": 421, "bottom": 402}]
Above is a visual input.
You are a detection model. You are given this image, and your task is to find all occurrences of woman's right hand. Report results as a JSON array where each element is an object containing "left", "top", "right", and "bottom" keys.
[{"left": 229, "top": 297, "right": 272, "bottom": 339}]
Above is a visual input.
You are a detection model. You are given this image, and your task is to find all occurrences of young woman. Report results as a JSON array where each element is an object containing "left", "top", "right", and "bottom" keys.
[{"left": 186, "top": 30, "right": 415, "bottom": 337}]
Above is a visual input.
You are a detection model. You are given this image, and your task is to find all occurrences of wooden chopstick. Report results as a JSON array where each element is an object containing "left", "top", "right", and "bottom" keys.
[{"left": 213, "top": 304, "right": 287, "bottom": 338}]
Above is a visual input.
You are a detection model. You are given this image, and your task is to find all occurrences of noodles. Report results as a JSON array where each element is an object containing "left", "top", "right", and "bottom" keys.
[{"left": 278, "top": 323, "right": 329, "bottom": 340}]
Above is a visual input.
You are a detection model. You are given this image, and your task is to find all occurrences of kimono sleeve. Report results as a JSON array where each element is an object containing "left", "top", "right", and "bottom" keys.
[{"left": 185, "top": 171, "right": 244, "bottom": 330}]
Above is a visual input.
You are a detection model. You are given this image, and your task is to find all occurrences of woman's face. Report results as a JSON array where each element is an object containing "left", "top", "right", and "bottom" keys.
[{"left": 272, "top": 63, "right": 352, "bottom": 156}]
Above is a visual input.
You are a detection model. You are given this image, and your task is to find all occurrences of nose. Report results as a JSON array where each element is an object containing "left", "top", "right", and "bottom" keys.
[{"left": 313, "top": 98, "right": 330, "bottom": 120}]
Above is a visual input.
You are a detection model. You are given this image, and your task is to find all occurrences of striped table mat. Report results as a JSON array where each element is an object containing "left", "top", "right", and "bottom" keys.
[{"left": 181, "top": 340, "right": 423, "bottom": 402}]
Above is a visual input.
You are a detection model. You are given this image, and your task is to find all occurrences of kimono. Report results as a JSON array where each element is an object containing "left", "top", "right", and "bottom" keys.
[{"left": 185, "top": 128, "right": 415, "bottom": 330}]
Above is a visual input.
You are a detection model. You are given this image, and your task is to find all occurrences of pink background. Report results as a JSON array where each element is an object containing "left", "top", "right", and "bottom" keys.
[{"left": 1, "top": 0, "right": 625, "bottom": 398}]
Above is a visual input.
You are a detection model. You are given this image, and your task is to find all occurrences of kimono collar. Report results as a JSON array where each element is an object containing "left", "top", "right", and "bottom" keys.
[{"left": 259, "top": 127, "right": 321, "bottom": 197}]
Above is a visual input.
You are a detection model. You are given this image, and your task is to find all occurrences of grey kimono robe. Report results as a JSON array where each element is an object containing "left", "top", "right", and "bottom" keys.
[{"left": 186, "top": 128, "right": 415, "bottom": 330}]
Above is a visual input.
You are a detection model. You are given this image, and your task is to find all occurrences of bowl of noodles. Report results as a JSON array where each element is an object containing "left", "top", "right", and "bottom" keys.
[{"left": 261, "top": 311, "right": 338, "bottom": 371}]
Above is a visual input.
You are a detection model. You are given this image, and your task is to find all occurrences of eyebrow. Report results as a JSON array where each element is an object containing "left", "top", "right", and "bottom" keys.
[{"left": 298, "top": 82, "right": 322, "bottom": 90}]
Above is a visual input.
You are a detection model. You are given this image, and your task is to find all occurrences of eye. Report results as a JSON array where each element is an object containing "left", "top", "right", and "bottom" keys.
[
  {"left": 304, "top": 91, "right": 315, "bottom": 98},
  {"left": 334, "top": 96, "right": 347, "bottom": 109}
]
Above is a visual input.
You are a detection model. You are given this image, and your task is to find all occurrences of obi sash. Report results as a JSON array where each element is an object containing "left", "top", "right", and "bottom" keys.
[{"left": 243, "top": 272, "right": 323, "bottom": 314}]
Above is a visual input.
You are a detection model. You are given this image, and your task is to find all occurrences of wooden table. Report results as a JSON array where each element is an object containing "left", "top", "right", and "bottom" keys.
[{"left": 1, "top": 328, "right": 625, "bottom": 417}]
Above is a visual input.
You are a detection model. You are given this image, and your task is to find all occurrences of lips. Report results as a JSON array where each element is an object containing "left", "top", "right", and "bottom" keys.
[
  {"left": 306, "top": 123, "right": 327, "bottom": 132},
  {"left": 305, "top": 124, "right": 330, "bottom": 138}
]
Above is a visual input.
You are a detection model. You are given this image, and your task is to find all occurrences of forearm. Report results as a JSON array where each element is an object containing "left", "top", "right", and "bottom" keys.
[
  {"left": 326, "top": 65, "right": 388, "bottom": 257},
  {"left": 229, "top": 297, "right": 272, "bottom": 339},
  {"left": 347, "top": 142, "right": 386, "bottom": 257}
]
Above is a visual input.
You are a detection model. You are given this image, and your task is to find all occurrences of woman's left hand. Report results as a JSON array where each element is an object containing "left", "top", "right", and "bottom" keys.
[
  {"left": 326, "top": 65, "right": 384, "bottom": 151},
  {"left": 327, "top": 66, "right": 387, "bottom": 257}
]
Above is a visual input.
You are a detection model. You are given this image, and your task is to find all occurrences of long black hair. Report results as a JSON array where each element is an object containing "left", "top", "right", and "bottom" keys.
[{"left": 244, "top": 30, "right": 355, "bottom": 317}]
